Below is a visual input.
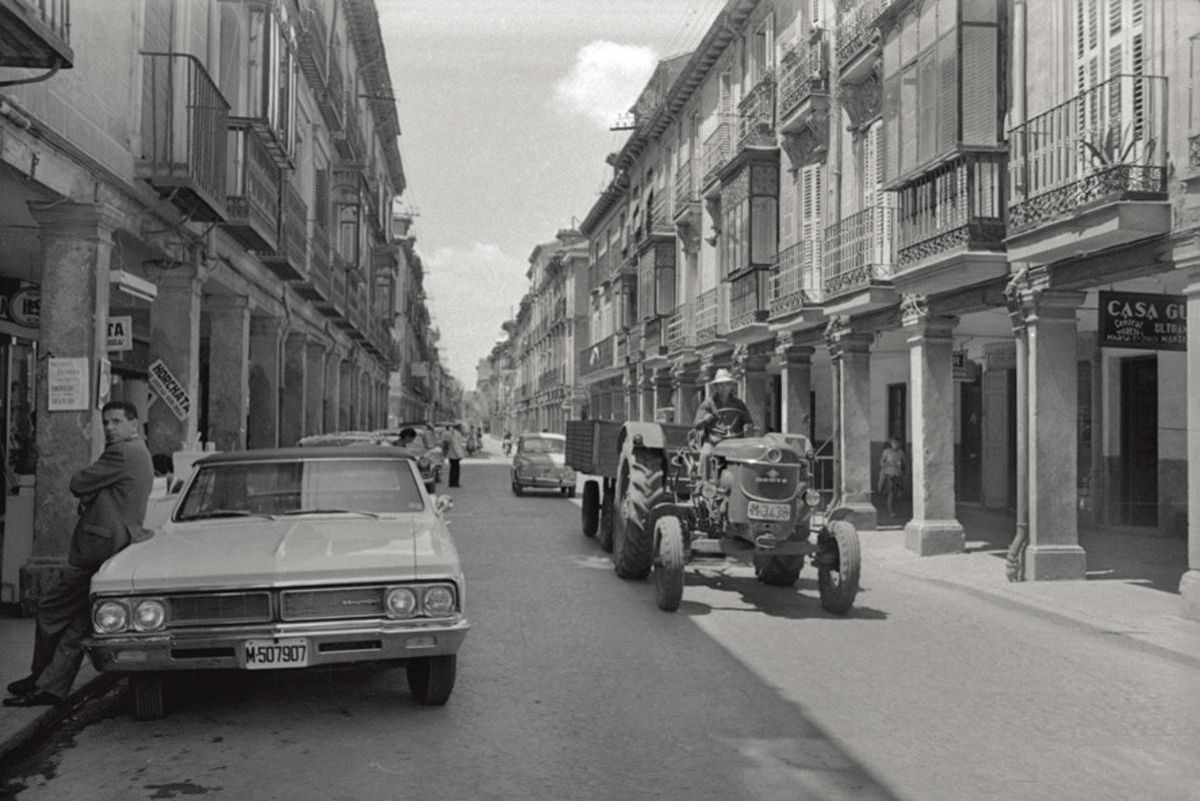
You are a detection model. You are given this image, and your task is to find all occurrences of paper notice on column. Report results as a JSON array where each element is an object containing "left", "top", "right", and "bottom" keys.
[
  {"left": 47, "top": 357, "right": 90, "bottom": 411},
  {"left": 147, "top": 358, "right": 191, "bottom": 421}
]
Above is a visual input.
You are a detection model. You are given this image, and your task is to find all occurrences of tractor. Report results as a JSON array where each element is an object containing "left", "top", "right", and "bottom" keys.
[{"left": 566, "top": 420, "right": 861, "bottom": 613}]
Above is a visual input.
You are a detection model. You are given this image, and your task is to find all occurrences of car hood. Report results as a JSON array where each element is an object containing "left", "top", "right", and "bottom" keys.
[{"left": 92, "top": 515, "right": 462, "bottom": 594}]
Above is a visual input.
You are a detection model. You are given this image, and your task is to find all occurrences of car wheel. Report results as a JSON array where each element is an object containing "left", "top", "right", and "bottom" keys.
[
  {"left": 581, "top": 480, "right": 599, "bottom": 538},
  {"left": 131, "top": 673, "right": 165, "bottom": 720},
  {"left": 512, "top": 481, "right": 524, "bottom": 497},
  {"left": 425, "top": 482, "right": 435, "bottom": 494},
  {"left": 407, "top": 654, "right": 456, "bottom": 705},
  {"left": 566, "top": 486, "right": 576, "bottom": 499}
]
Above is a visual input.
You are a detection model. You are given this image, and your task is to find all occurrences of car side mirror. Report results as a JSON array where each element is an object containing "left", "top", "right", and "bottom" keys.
[{"left": 434, "top": 495, "right": 454, "bottom": 515}]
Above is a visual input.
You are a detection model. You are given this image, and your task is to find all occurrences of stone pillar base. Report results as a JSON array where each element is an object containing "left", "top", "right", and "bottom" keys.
[
  {"left": 1025, "top": 544, "right": 1087, "bottom": 581},
  {"left": 18, "top": 557, "right": 68, "bottom": 616},
  {"left": 837, "top": 499, "right": 876, "bottom": 532},
  {"left": 904, "top": 519, "right": 965, "bottom": 556},
  {"left": 1180, "top": 570, "right": 1200, "bottom": 621}
]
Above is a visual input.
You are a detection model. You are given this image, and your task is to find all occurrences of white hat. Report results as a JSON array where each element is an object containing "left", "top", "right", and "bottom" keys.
[{"left": 710, "top": 368, "right": 736, "bottom": 385}]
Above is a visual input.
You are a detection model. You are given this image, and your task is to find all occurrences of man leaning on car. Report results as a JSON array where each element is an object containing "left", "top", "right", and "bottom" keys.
[{"left": 4, "top": 401, "right": 154, "bottom": 708}]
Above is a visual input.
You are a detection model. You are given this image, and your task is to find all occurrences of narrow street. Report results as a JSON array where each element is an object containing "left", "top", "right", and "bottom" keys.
[{"left": 2, "top": 455, "right": 1197, "bottom": 801}]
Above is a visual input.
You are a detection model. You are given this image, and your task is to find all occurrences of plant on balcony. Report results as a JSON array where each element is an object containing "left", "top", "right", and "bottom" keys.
[{"left": 1080, "top": 122, "right": 1157, "bottom": 171}]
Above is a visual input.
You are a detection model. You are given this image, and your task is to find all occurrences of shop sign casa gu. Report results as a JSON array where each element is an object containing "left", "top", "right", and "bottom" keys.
[{"left": 1099, "top": 291, "right": 1186, "bottom": 352}]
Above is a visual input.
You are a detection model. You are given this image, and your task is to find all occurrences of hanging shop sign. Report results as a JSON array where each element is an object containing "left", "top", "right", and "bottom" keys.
[
  {"left": 952, "top": 351, "right": 979, "bottom": 382},
  {"left": 147, "top": 358, "right": 191, "bottom": 421},
  {"left": 1099, "top": 291, "right": 1186, "bottom": 351},
  {"left": 47, "top": 357, "right": 90, "bottom": 411},
  {"left": 0, "top": 281, "right": 40, "bottom": 330},
  {"left": 106, "top": 316, "right": 133, "bottom": 351}
]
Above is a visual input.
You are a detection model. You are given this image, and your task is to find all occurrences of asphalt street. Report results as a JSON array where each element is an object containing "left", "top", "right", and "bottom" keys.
[{"left": 1, "top": 456, "right": 1197, "bottom": 801}]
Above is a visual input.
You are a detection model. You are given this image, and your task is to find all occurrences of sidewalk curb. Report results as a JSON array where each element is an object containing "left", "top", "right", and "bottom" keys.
[{"left": 0, "top": 672, "right": 121, "bottom": 763}]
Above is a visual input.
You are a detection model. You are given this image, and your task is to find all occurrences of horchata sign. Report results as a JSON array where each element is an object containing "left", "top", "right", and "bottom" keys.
[
  {"left": 147, "top": 358, "right": 191, "bottom": 421},
  {"left": 1098, "top": 291, "right": 1186, "bottom": 351}
]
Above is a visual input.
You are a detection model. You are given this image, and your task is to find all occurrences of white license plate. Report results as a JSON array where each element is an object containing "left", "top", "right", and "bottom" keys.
[
  {"left": 747, "top": 501, "right": 792, "bottom": 521},
  {"left": 244, "top": 638, "right": 308, "bottom": 670}
]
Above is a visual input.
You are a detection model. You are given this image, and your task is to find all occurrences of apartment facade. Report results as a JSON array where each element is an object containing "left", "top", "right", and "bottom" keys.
[
  {"left": 568, "top": 0, "right": 1200, "bottom": 615},
  {"left": 0, "top": 0, "right": 434, "bottom": 606}
]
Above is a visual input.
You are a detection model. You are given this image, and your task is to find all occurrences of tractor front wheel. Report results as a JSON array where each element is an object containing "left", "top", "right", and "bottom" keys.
[
  {"left": 653, "top": 515, "right": 686, "bottom": 611},
  {"left": 818, "top": 520, "right": 861, "bottom": 614}
]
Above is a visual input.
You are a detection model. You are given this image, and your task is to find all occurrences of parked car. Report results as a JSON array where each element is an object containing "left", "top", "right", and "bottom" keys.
[
  {"left": 84, "top": 446, "right": 469, "bottom": 719},
  {"left": 300, "top": 430, "right": 441, "bottom": 493},
  {"left": 379, "top": 423, "right": 445, "bottom": 491},
  {"left": 510, "top": 432, "right": 575, "bottom": 497}
]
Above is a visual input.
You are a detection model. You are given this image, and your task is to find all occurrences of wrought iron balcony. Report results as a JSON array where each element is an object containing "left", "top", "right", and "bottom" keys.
[
  {"left": 579, "top": 334, "right": 616, "bottom": 377},
  {"left": 823, "top": 205, "right": 895, "bottom": 299},
  {"left": 334, "top": 102, "right": 365, "bottom": 163},
  {"left": 317, "top": 56, "right": 346, "bottom": 133},
  {"left": 778, "top": 36, "right": 829, "bottom": 122},
  {"left": 727, "top": 270, "right": 769, "bottom": 332},
  {"left": 327, "top": 265, "right": 348, "bottom": 320},
  {"left": 665, "top": 304, "right": 692, "bottom": 353},
  {"left": 835, "top": 0, "right": 887, "bottom": 70},
  {"left": 297, "top": 2, "right": 328, "bottom": 92},
  {"left": 694, "top": 285, "right": 728, "bottom": 345},
  {"left": 139, "top": 53, "right": 229, "bottom": 222},
  {"left": 736, "top": 76, "right": 776, "bottom": 152},
  {"left": 649, "top": 191, "right": 671, "bottom": 234},
  {"left": 769, "top": 240, "right": 822, "bottom": 318},
  {"left": 701, "top": 122, "right": 731, "bottom": 187},
  {"left": 674, "top": 159, "right": 695, "bottom": 211},
  {"left": 224, "top": 121, "right": 280, "bottom": 252},
  {"left": 0, "top": 0, "right": 72, "bottom": 68},
  {"left": 263, "top": 177, "right": 308, "bottom": 281},
  {"left": 1008, "top": 74, "right": 1168, "bottom": 237},
  {"left": 896, "top": 152, "right": 1005, "bottom": 269},
  {"left": 294, "top": 219, "right": 332, "bottom": 303}
]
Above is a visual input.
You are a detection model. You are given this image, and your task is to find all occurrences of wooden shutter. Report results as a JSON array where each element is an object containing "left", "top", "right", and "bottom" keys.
[
  {"left": 780, "top": 170, "right": 797, "bottom": 245},
  {"left": 800, "top": 163, "right": 823, "bottom": 287}
]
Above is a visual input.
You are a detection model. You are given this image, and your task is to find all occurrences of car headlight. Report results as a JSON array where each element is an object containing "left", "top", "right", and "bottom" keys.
[
  {"left": 804, "top": 489, "right": 822, "bottom": 507},
  {"left": 93, "top": 600, "right": 129, "bottom": 634},
  {"left": 765, "top": 447, "right": 783, "bottom": 463},
  {"left": 131, "top": 599, "right": 167, "bottom": 632},
  {"left": 385, "top": 587, "right": 417, "bottom": 619},
  {"left": 423, "top": 586, "right": 456, "bottom": 616}
]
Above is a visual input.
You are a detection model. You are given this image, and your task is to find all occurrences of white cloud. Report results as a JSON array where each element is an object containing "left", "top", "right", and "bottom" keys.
[
  {"left": 420, "top": 242, "right": 529, "bottom": 385},
  {"left": 554, "top": 40, "right": 658, "bottom": 128}
]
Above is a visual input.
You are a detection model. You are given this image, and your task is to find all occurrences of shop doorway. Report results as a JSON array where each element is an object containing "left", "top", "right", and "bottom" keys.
[
  {"left": 958, "top": 380, "right": 982, "bottom": 503},
  {"left": 1119, "top": 356, "right": 1157, "bottom": 526}
]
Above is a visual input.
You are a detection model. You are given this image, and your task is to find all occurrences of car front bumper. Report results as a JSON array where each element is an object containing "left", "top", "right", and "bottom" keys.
[
  {"left": 514, "top": 474, "right": 574, "bottom": 489},
  {"left": 84, "top": 617, "right": 469, "bottom": 672}
]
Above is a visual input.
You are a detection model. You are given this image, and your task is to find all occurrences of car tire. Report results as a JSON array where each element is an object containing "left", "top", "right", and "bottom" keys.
[
  {"left": 566, "top": 486, "right": 576, "bottom": 499},
  {"left": 132, "top": 672, "right": 165, "bottom": 720},
  {"left": 818, "top": 520, "right": 861, "bottom": 615},
  {"left": 614, "top": 448, "right": 665, "bottom": 580},
  {"left": 581, "top": 480, "right": 599, "bottom": 538},
  {"left": 511, "top": 481, "right": 524, "bottom": 497},
  {"left": 425, "top": 482, "right": 435, "bottom": 494},
  {"left": 407, "top": 654, "right": 456, "bottom": 705}
]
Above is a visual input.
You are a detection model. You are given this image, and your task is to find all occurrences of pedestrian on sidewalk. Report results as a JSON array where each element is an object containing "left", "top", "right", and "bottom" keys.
[
  {"left": 877, "top": 437, "right": 906, "bottom": 517},
  {"left": 4, "top": 401, "right": 154, "bottom": 708},
  {"left": 446, "top": 424, "right": 466, "bottom": 488}
]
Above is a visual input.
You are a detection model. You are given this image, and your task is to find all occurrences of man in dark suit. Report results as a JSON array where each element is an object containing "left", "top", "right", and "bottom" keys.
[{"left": 4, "top": 400, "right": 154, "bottom": 707}]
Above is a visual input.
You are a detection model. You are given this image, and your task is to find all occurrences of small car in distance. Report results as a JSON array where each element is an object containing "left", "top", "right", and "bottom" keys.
[
  {"left": 511, "top": 432, "right": 576, "bottom": 497},
  {"left": 84, "top": 446, "right": 468, "bottom": 719}
]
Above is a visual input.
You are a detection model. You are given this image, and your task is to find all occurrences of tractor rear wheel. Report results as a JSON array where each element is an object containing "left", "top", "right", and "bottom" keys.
[
  {"left": 653, "top": 515, "right": 686, "bottom": 611},
  {"left": 754, "top": 554, "right": 804, "bottom": 587},
  {"left": 614, "top": 449, "right": 665, "bottom": 580},
  {"left": 581, "top": 480, "right": 599, "bottom": 537},
  {"left": 818, "top": 520, "right": 861, "bottom": 614}
]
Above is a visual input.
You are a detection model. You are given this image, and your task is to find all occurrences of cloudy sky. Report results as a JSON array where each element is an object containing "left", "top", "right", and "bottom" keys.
[{"left": 378, "top": 0, "right": 719, "bottom": 388}]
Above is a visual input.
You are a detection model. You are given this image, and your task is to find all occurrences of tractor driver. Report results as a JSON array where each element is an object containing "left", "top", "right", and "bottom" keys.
[{"left": 692, "top": 368, "right": 754, "bottom": 477}]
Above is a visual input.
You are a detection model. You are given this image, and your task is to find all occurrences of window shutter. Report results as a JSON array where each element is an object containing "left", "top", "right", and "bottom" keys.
[
  {"left": 780, "top": 171, "right": 797, "bottom": 244},
  {"left": 862, "top": 125, "right": 878, "bottom": 209},
  {"left": 882, "top": 73, "right": 900, "bottom": 184},
  {"left": 937, "top": 28, "right": 960, "bottom": 149},
  {"left": 800, "top": 164, "right": 823, "bottom": 287}
]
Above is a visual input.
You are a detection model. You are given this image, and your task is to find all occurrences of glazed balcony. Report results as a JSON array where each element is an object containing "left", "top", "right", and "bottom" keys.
[
  {"left": 641, "top": 316, "right": 665, "bottom": 358},
  {"left": 769, "top": 240, "right": 822, "bottom": 319},
  {"left": 892, "top": 152, "right": 1007, "bottom": 294},
  {"left": 138, "top": 53, "right": 229, "bottom": 223},
  {"left": 0, "top": 0, "right": 72, "bottom": 68},
  {"left": 224, "top": 120, "right": 280, "bottom": 252},
  {"left": 701, "top": 122, "right": 731, "bottom": 187},
  {"left": 778, "top": 35, "right": 829, "bottom": 127},
  {"left": 736, "top": 76, "right": 776, "bottom": 153},
  {"left": 579, "top": 334, "right": 617, "bottom": 377},
  {"left": 835, "top": 0, "right": 887, "bottom": 75},
  {"left": 694, "top": 285, "right": 728, "bottom": 345},
  {"left": 823, "top": 205, "right": 896, "bottom": 306},
  {"left": 726, "top": 269, "right": 770, "bottom": 342},
  {"left": 1007, "top": 74, "right": 1169, "bottom": 264},
  {"left": 263, "top": 178, "right": 309, "bottom": 281},
  {"left": 665, "top": 304, "right": 693, "bottom": 353}
]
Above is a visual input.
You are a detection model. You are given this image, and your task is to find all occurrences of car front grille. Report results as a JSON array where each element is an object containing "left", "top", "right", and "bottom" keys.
[
  {"left": 167, "top": 592, "right": 273, "bottom": 627},
  {"left": 279, "top": 586, "right": 386, "bottom": 621}
]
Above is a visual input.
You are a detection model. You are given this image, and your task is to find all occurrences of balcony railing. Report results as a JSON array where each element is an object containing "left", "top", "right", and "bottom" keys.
[
  {"left": 1190, "top": 133, "right": 1200, "bottom": 170},
  {"left": 139, "top": 52, "right": 229, "bottom": 222},
  {"left": 823, "top": 205, "right": 896, "bottom": 298},
  {"left": 727, "top": 270, "right": 769, "bottom": 331},
  {"left": 1008, "top": 74, "right": 1168, "bottom": 235},
  {"left": 649, "top": 191, "right": 671, "bottom": 233},
  {"left": 674, "top": 159, "right": 694, "bottom": 209},
  {"left": 302, "top": 220, "right": 332, "bottom": 301},
  {"left": 0, "top": 0, "right": 73, "bottom": 67},
  {"left": 296, "top": 3, "right": 328, "bottom": 90},
  {"left": 579, "top": 334, "right": 616, "bottom": 377},
  {"left": 694, "top": 286, "right": 727, "bottom": 344},
  {"left": 896, "top": 152, "right": 1006, "bottom": 268},
  {"left": 264, "top": 177, "right": 309, "bottom": 280},
  {"left": 665, "top": 304, "right": 692, "bottom": 352},
  {"left": 335, "top": 102, "right": 365, "bottom": 162},
  {"left": 778, "top": 35, "right": 829, "bottom": 121},
  {"left": 641, "top": 316, "right": 662, "bottom": 356},
  {"left": 224, "top": 121, "right": 280, "bottom": 251},
  {"left": 770, "top": 240, "right": 821, "bottom": 316},
  {"left": 736, "top": 76, "right": 776, "bottom": 150},
  {"left": 539, "top": 366, "right": 563, "bottom": 388},
  {"left": 329, "top": 266, "right": 348, "bottom": 317},
  {"left": 317, "top": 54, "right": 345, "bottom": 132},
  {"left": 702, "top": 122, "right": 731, "bottom": 186},
  {"left": 835, "top": 0, "right": 887, "bottom": 68}
]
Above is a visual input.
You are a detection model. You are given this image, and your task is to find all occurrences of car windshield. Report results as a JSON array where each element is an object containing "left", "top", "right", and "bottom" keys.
[
  {"left": 519, "top": 437, "right": 565, "bottom": 455},
  {"left": 175, "top": 458, "right": 424, "bottom": 521}
]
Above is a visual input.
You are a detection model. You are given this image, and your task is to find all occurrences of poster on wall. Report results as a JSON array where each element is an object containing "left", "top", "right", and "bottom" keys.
[
  {"left": 1099, "top": 291, "right": 1186, "bottom": 351},
  {"left": 147, "top": 358, "right": 191, "bottom": 421},
  {"left": 47, "top": 357, "right": 90, "bottom": 411}
]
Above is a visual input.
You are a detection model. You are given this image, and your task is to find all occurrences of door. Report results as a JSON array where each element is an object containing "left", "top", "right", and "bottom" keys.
[
  {"left": 1119, "top": 356, "right": 1157, "bottom": 526},
  {"left": 958, "top": 380, "right": 983, "bottom": 504},
  {"left": 980, "top": 368, "right": 1010, "bottom": 510}
]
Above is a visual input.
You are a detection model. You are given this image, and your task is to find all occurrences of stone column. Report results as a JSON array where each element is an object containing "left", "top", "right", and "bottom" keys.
[
  {"left": 902, "top": 304, "right": 964, "bottom": 555},
  {"left": 639, "top": 367, "right": 655, "bottom": 422},
  {"left": 22, "top": 202, "right": 119, "bottom": 602},
  {"left": 324, "top": 349, "right": 342, "bottom": 432},
  {"left": 1025, "top": 288, "right": 1087, "bottom": 580},
  {"left": 828, "top": 323, "right": 875, "bottom": 530},
  {"left": 1182, "top": 274, "right": 1200, "bottom": 619},
  {"left": 735, "top": 349, "right": 771, "bottom": 434},
  {"left": 653, "top": 367, "right": 674, "bottom": 423},
  {"left": 305, "top": 340, "right": 327, "bottom": 436},
  {"left": 147, "top": 262, "right": 205, "bottom": 456},
  {"left": 280, "top": 331, "right": 308, "bottom": 446},
  {"left": 673, "top": 363, "right": 701, "bottom": 425},
  {"left": 778, "top": 340, "right": 813, "bottom": 437},
  {"left": 206, "top": 296, "right": 252, "bottom": 451},
  {"left": 247, "top": 315, "right": 283, "bottom": 449},
  {"left": 338, "top": 358, "right": 353, "bottom": 430}
]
